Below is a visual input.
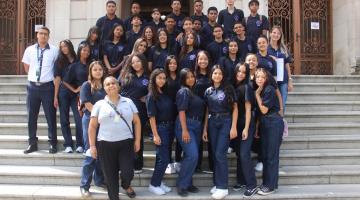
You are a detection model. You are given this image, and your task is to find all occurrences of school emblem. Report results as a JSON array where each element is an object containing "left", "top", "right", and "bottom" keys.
[
  {"left": 189, "top": 54, "right": 196, "bottom": 60},
  {"left": 256, "top": 20, "right": 262, "bottom": 27},
  {"left": 267, "top": 61, "right": 273, "bottom": 69},
  {"left": 118, "top": 45, "right": 124, "bottom": 52},
  {"left": 247, "top": 44, "right": 253, "bottom": 52},
  {"left": 222, "top": 47, "right": 228, "bottom": 54},
  {"left": 217, "top": 91, "right": 225, "bottom": 101},
  {"left": 234, "top": 15, "right": 239, "bottom": 21},
  {"left": 142, "top": 79, "right": 149, "bottom": 86}
]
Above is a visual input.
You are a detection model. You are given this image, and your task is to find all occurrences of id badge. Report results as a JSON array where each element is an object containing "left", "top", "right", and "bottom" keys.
[{"left": 114, "top": 115, "right": 120, "bottom": 123}]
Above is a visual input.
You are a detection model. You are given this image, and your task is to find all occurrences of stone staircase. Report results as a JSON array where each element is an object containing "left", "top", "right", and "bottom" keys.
[{"left": 0, "top": 75, "right": 360, "bottom": 199}]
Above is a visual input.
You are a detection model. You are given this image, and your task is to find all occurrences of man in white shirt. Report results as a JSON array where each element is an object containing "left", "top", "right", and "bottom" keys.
[{"left": 22, "top": 26, "right": 59, "bottom": 154}]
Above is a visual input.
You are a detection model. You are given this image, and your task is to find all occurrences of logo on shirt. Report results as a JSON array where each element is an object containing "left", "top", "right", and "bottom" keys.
[
  {"left": 222, "top": 47, "right": 228, "bottom": 54},
  {"left": 118, "top": 45, "right": 124, "bottom": 52},
  {"left": 267, "top": 61, "right": 273, "bottom": 69},
  {"left": 256, "top": 20, "right": 262, "bottom": 27},
  {"left": 155, "top": 50, "right": 161, "bottom": 56},
  {"left": 189, "top": 54, "right": 196, "bottom": 60},
  {"left": 247, "top": 44, "right": 253, "bottom": 52},
  {"left": 234, "top": 15, "right": 239, "bottom": 21},
  {"left": 142, "top": 79, "right": 149, "bottom": 86},
  {"left": 217, "top": 91, "right": 225, "bottom": 101}
]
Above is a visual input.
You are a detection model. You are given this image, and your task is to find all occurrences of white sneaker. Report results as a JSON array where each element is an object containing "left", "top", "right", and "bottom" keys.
[
  {"left": 165, "top": 163, "right": 176, "bottom": 174},
  {"left": 255, "top": 162, "right": 263, "bottom": 172},
  {"left": 227, "top": 147, "right": 233, "bottom": 154},
  {"left": 212, "top": 189, "right": 228, "bottom": 199},
  {"left": 134, "top": 169, "right": 143, "bottom": 174},
  {"left": 160, "top": 182, "right": 171, "bottom": 193},
  {"left": 148, "top": 184, "right": 165, "bottom": 195},
  {"left": 63, "top": 147, "right": 73, "bottom": 153},
  {"left": 173, "top": 162, "right": 181, "bottom": 173},
  {"left": 210, "top": 186, "right": 217, "bottom": 194},
  {"left": 75, "top": 146, "right": 83, "bottom": 153}
]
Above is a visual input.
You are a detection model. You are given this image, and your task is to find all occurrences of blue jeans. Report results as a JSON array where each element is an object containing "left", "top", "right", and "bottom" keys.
[
  {"left": 260, "top": 114, "right": 284, "bottom": 190},
  {"left": 278, "top": 82, "right": 288, "bottom": 113},
  {"left": 235, "top": 114, "right": 257, "bottom": 189},
  {"left": 26, "top": 81, "right": 57, "bottom": 145},
  {"left": 58, "top": 87, "right": 83, "bottom": 148},
  {"left": 208, "top": 115, "right": 231, "bottom": 189},
  {"left": 80, "top": 114, "right": 104, "bottom": 190},
  {"left": 175, "top": 118, "right": 201, "bottom": 189},
  {"left": 150, "top": 122, "right": 174, "bottom": 186}
]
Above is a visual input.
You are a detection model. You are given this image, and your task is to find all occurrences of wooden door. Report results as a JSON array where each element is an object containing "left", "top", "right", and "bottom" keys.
[{"left": 268, "top": 0, "right": 333, "bottom": 75}]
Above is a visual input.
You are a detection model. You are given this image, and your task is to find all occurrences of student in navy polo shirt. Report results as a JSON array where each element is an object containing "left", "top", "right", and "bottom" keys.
[
  {"left": 165, "top": 15, "right": 180, "bottom": 51},
  {"left": 179, "top": 31, "right": 199, "bottom": 71},
  {"left": 146, "top": 69, "right": 174, "bottom": 195},
  {"left": 200, "top": 7, "right": 218, "bottom": 50},
  {"left": 233, "top": 21, "right": 256, "bottom": 62},
  {"left": 62, "top": 43, "right": 91, "bottom": 154},
  {"left": 169, "top": 0, "right": 186, "bottom": 32},
  {"left": 202, "top": 65, "right": 238, "bottom": 200},
  {"left": 96, "top": 0, "right": 123, "bottom": 44},
  {"left": 149, "top": 28, "right": 173, "bottom": 71},
  {"left": 119, "top": 54, "right": 150, "bottom": 174},
  {"left": 192, "top": 18, "right": 203, "bottom": 39},
  {"left": 103, "top": 23, "right": 127, "bottom": 78},
  {"left": 147, "top": 8, "right": 165, "bottom": 30},
  {"left": 268, "top": 26, "right": 293, "bottom": 112},
  {"left": 218, "top": 0, "right": 244, "bottom": 39},
  {"left": 124, "top": 1, "right": 146, "bottom": 31},
  {"left": 126, "top": 14, "right": 143, "bottom": 55},
  {"left": 79, "top": 26, "right": 101, "bottom": 62},
  {"left": 219, "top": 39, "right": 241, "bottom": 84},
  {"left": 118, "top": 38, "right": 147, "bottom": 74},
  {"left": 254, "top": 68, "right": 284, "bottom": 196},
  {"left": 142, "top": 26, "right": 157, "bottom": 58},
  {"left": 207, "top": 25, "right": 228, "bottom": 65},
  {"left": 256, "top": 35, "right": 277, "bottom": 77},
  {"left": 175, "top": 68, "right": 205, "bottom": 197},
  {"left": 244, "top": 0, "right": 270, "bottom": 45},
  {"left": 79, "top": 61, "right": 106, "bottom": 198},
  {"left": 193, "top": 51, "right": 213, "bottom": 172},
  {"left": 176, "top": 18, "right": 201, "bottom": 51},
  {"left": 191, "top": 0, "right": 208, "bottom": 25},
  {"left": 54, "top": 40, "right": 77, "bottom": 153},
  {"left": 232, "top": 63, "right": 258, "bottom": 197}
]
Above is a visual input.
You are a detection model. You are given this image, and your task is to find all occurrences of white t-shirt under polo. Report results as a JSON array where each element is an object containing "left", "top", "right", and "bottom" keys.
[
  {"left": 22, "top": 43, "right": 58, "bottom": 82},
  {"left": 91, "top": 95, "right": 138, "bottom": 142}
]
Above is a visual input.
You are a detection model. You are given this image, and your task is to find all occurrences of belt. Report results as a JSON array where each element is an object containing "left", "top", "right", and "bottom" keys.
[
  {"left": 29, "top": 81, "right": 53, "bottom": 86},
  {"left": 209, "top": 112, "right": 230, "bottom": 118},
  {"left": 187, "top": 115, "right": 202, "bottom": 121}
]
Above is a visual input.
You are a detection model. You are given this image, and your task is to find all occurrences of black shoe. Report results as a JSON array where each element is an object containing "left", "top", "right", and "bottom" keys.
[
  {"left": 244, "top": 187, "right": 258, "bottom": 197},
  {"left": 49, "top": 145, "right": 57, "bottom": 154},
  {"left": 177, "top": 188, "right": 188, "bottom": 197},
  {"left": 233, "top": 184, "right": 246, "bottom": 191},
  {"left": 257, "top": 185, "right": 274, "bottom": 196},
  {"left": 80, "top": 187, "right": 91, "bottom": 197},
  {"left": 24, "top": 144, "right": 38, "bottom": 154},
  {"left": 187, "top": 185, "right": 199, "bottom": 193},
  {"left": 125, "top": 187, "right": 136, "bottom": 198}
]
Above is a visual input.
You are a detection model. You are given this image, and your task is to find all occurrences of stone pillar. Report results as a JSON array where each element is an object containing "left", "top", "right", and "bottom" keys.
[{"left": 46, "top": 0, "right": 71, "bottom": 46}]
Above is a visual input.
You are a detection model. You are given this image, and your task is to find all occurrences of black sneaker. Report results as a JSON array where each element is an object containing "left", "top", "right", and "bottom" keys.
[
  {"left": 187, "top": 185, "right": 199, "bottom": 193},
  {"left": 244, "top": 187, "right": 258, "bottom": 197},
  {"left": 177, "top": 188, "right": 188, "bottom": 197},
  {"left": 232, "top": 184, "right": 245, "bottom": 191},
  {"left": 257, "top": 186, "right": 274, "bottom": 196}
]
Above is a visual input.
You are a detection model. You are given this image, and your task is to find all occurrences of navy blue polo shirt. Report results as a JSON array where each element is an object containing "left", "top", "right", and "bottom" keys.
[
  {"left": 236, "top": 83, "right": 255, "bottom": 120},
  {"left": 204, "top": 85, "right": 237, "bottom": 114},
  {"left": 267, "top": 46, "right": 292, "bottom": 84},
  {"left": 169, "top": 12, "right": 186, "bottom": 32},
  {"left": 219, "top": 56, "right": 241, "bottom": 84},
  {"left": 149, "top": 46, "right": 170, "bottom": 69},
  {"left": 79, "top": 40, "right": 101, "bottom": 61},
  {"left": 63, "top": 61, "right": 88, "bottom": 89},
  {"left": 80, "top": 81, "right": 106, "bottom": 116},
  {"left": 259, "top": 85, "right": 280, "bottom": 115},
  {"left": 146, "top": 93, "right": 175, "bottom": 122},
  {"left": 244, "top": 14, "right": 270, "bottom": 43},
  {"left": 96, "top": 15, "right": 124, "bottom": 43},
  {"left": 176, "top": 87, "right": 205, "bottom": 119},
  {"left": 194, "top": 73, "right": 211, "bottom": 99},
  {"left": 120, "top": 74, "right": 149, "bottom": 107},
  {"left": 54, "top": 59, "right": 73, "bottom": 79},
  {"left": 125, "top": 28, "right": 143, "bottom": 54},
  {"left": 167, "top": 29, "right": 181, "bottom": 50},
  {"left": 200, "top": 23, "right": 215, "bottom": 49},
  {"left": 103, "top": 40, "right": 127, "bottom": 67},
  {"left": 166, "top": 76, "right": 181, "bottom": 101},
  {"left": 147, "top": 21, "right": 165, "bottom": 30},
  {"left": 207, "top": 40, "right": 228, "bottom": 65},
  {"left": 235, "top": 37, "right": 256, "bottom": 62},
  {"left": 179, "top": 49, "right": 199, "bottom": 71},
  {"left": 257, "top": 53, "right": 277, "bottom": 76},
  {"left": 218, "top": 8, "right": 244, "bottom": 38}
]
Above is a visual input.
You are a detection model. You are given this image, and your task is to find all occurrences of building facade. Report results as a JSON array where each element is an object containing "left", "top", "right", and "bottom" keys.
[{"left": 0, "top": 0, "right": 359, "bottom": 75}]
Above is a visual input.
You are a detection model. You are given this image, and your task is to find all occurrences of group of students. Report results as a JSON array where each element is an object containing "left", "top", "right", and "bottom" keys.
[{"left": 50, "top": 0, "right": 294, "bottom": 199}]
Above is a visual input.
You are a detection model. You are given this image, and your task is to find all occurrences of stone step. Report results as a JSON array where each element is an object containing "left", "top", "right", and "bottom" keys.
[
  {"left": 285, "top": 111, "right": 360, "bottom": 123},
  {"left": 1, "top": 148, "right": 360, "bottom": 167},
  {"left": 0, "top": 75, "right": 27, "bottom": 83},
  {"left": 0, "top": 92, "right": 27, "bottom": 101},
  {"left": 1, "top": 184, "right": 360, "bottom": 200},
  {"left": 292, "top": 75, "right": 360, "bottom": 83},
  {"left": 287, "top": 92, "right": 360, "bottom": 101},
  {"left": 285, "top": 101, "right": 360, "bottom": 112},
  {"left": 292, "top": 83, "right": 360, "bottom": 92},
  {"left": 0, "top": 165, "right": 360, "bottom": 186},
  {"left": 0, "top": 83, "right": 26, "bottom": 92},
  {"left": 0, "top": 111, "right": 76, "bottom": 123}
]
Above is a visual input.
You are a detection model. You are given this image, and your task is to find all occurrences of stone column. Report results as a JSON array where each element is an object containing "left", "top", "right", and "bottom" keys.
[{"left": 46, "top": 0, "right": 71, "bottom": 45}]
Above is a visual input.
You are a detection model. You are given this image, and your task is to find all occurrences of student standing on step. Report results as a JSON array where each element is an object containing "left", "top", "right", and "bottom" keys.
[
  {"left": 254, "top": 68, "right": 284, "bottom": 196},
  {"left": 207, "top": 25, "right": 228, "bottom": 65},
  {"left": 79, "top": 61, "right": 106, "bottom": 198},
  {"left": 23, "top": 26, "right": 58, "bottom": 154},
  {"left": 53, "top": 39, "right": 78, "bottom": 153},
  {"left": 202, "top": 65, "right": 238, "bottom": 200},
  {"left": 218, "top": 0, "right": 244, "bottom": 39},
  {"left": 148, "top": 28, "right": 172, "bottom": 71},
  {"left": 218, "top": 39, "right": 241, "bottom": 84},
  {"left": 175, "top": 68, "right": 205, "bottom": 197},
  {"left": 178, "top": 31, "right": 199, "bottom": 71},
  {"left": 146, "top": 69, "right": 174, "bottom": 195},
  {"left": 233, "top": 21, "right": 256, "bottom": 62},
  {"left": 89, "top": 76, "right": 141, "bottom": 200},
  {"left": 125, "top": 14, "right": 143, "bottom": 55},
  {"left": 79, "top": 26, "right": 101, "bottom": 62}
]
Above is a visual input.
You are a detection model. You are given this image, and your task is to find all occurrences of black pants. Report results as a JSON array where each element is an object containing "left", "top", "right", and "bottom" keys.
[{"left": 98, "top": 139, "right": 134, "bottom": 200}]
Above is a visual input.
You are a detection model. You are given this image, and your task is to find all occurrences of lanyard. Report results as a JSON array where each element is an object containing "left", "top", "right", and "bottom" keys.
[
  {"left": 36, "top": 45, "right": 46, "bottom": 82},
  {"left": 106, "top": 98, "right": 133, "bottom": 135}
]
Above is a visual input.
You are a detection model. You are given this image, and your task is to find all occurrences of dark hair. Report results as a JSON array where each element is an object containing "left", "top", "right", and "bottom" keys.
[
  {"left": 182, "top": 17, "right": 192, "bottom": 26},
  {"left": 207, "top": 6, "right": 218, "bottom": 14},
  {"left": 192, "top": 18, "right": 203, "bottom": 27},
  {"left": 148, "top": 68, "right": 167, "bottom": 100},
  {"left": 88, "top": 61, "right": 106, "bottom": 93},
  {"left": 77, "top": 43, "right": 91, "bottom": 64},
  {"left": 213, "top": 24, "right": 224, "bottom": 32},
  {"left": 106, "top": 0, "right": 116, "bottom": 6},
  {"left": 227, "top": 39, "right": 240, "bottom": 58},
  {"left": 179, "top": 68, "right": 195, "bottom": 88},
  {"left": 179, "top": 31, "right": 198, "bottom": 61},
  {"left": 233, "top": 21, "right": 246, "bottom": 31},
  {"left": 194, "top": 0, "right": 203, "bottom": 4},
  {"left": 85, "top": 26, "right": 100, "bottom": 43},
  {"left": 171, "top": 0, "right": 181, "bottom": 4},
  {"left": 121, "top": 54, "right": 149, "bottom": 85},
  {"left": 234, "top": 62, "right": 250, "bottom": 86},
  {"left": 55, "top": 39, "right": 76, "bottom": 72},
  {"left": 255, "top": 68, "right": 271, "bottom": 93},
  {"left": 194, "top": 50, "right": 211, "bottom": 77},
  {"left": 248, "top": 0, "right": 260, "bottom": 7},
  {"left": 210, "top": 65, "right": 235, "bottom": 105},
  {"left": 38, "top": 26, "right": 50, "bottom": 34},
  {"left": 152, "top": 8, "right": 160, "bottom": 14},
  {"left": 164, "top": 55, "right": 179, "bottom": 79},
  {"left": 130, "top": 1, "right": 140, "bottom": 7},
  {"left": 257, "top": 34, "right": 269, "bottom": 43},
  {"left": 108, "top": 23, "right": 125, "bottom": 41},
  {"left": 141, "top": 26, "right": 157, "bottom": 45},
  {"left": 165, "top": 14, "right": 175, "bottom": 21},
  {"left": 155, "top": 28, "right": 170, "bottom": 49},
  {"left": 131, "top": 14, "right": 142, "bottom": 21}
]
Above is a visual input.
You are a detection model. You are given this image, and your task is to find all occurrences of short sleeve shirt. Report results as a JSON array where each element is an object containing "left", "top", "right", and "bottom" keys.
[
  {"left": 146, "top": 93, "right": 175, "bottom": 122},
  {"left": 259, "top": 85, "right": 280, "bottom": 115},
  {"left": 103, "top": 40, "right": 127, "bottom": 67},
  {"left": 63, "top": 61, "right": 88, "bottom": 88},
  {"left": 80, "top": 81, "right": 106, "bottom": 116},
  {"left": 176, "top": 87, "right": 205, "bottom": 119},
  {"left": 204, "top": 85, "right": 237, "bottom": 114}
]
